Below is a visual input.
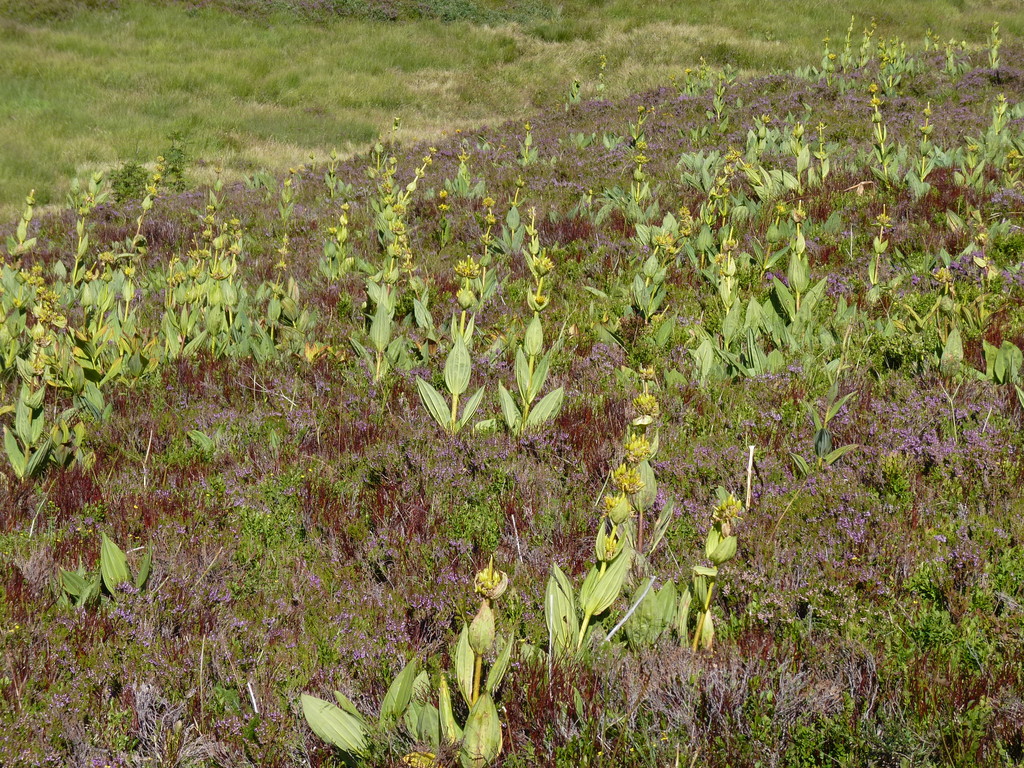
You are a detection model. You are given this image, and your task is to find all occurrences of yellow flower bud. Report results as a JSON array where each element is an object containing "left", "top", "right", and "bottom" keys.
[
  {"left": 611, "top": 464, "right": 644, "bottom": 495},
  {"left": 474, "top": 559, "right": 508, "bottom": 601}
]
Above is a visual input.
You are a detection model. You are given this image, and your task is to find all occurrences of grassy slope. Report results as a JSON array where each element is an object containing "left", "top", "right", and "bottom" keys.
[
  {"left": 1, "top": 0, "right": 1022, "bottom": 212},
  {"left": 0, "top": 26, "right": 1022, "bottom": 764}
]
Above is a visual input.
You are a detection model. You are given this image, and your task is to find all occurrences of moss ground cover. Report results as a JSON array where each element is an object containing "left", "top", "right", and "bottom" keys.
[{"left": 0, "top": 20, "right": 1023, "bottom": 768}]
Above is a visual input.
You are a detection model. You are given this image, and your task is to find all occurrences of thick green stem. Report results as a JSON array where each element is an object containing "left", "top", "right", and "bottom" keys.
[
  {"left": 577, "top": 612, "right": 593, "bottom": 651},
  {"left": 472, "top": 653, "right": 483, "bottom": 705},
  {"left": 450, "top": 392, "right": 460, "bottom": 433}
]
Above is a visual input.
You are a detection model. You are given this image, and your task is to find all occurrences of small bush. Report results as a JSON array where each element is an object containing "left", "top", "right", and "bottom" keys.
[
  {"left": 110, "top": 160, "right": 148, "bottom": 204},
  {"left": 161, "top": 131, "right": 189, "bottom": 192}
]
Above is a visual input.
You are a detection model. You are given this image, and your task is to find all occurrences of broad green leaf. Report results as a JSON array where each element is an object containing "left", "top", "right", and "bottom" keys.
[
  {"left": 187, "top": 430, "right": 215, "bottom": 454},
  {"left": 708, "top": 535, "right": 737, "bottom": 565},
  {"left": 485, "top": 634, "right": 513, "bottom": 694},
  {"left": 825, "top": 391, "right": 857, "bottom": 424},
  {"left": 653, "top": 315, "right": 675, "bottom": 348},
  {"left": 332, "top": 691, "right": 367, "bottom": 724},
  {"left": 462, "top": 314, "right": 476, "bottom": 344},
  {"left": 705, "top": 528, "right": 722, "bottom": 560},
  {"left": 788, "top": 251, "right": 809, "bottom": 296},
  {"left": 631, "top": 274, "right": 649, "bottom": 308},
  {"left": 721, "top": 302, "right": 742, "bottom": 348},
  {"left": 24, "top": 439, "right": 52, "bottom": 479},
  {"left": 460, "top": 693, "right": 502, "bottom": 768},
  {"left": 100, "top": 534, "right": 130, "bottom": 596},
  {"left": 529, "top": 354, "right": 550, "bottom": 402},
  {"left": 301, "top": 694, "right": 369, "bottom": 756},
  {"left": 514, "top": 348, "right": 531, "bottom": 403},
  {"left": 23, "top": 386, "right": 45, "bottom": 409},
  {"left": 444, "top": 336, "right": 471, "bottom": 397},
  {"left": 1001, "top": 342, "right": 1022, "bottom": 384},
  {"left": 676, "top": 587, "right": 692, "bottom": 645},
  {"left": 518, "top": 642, "right": 546, "bottom": 665},
  {"left": 940, "top": 328, "right": 963, "bottom": 376},
  {"left": 403, "top": 669, "right": 431, "bottom": 734},
  {"left": 370, "top": 301, "right": 393, "bottom": 353},
  {"left": 380, "top": 658, "right": 420, "bottom": 728},
  {"left": 82, "top": 575, "right": 101, "bottom": 607},
  {"left": 634, "top": 459, "right": 656, "bottom": 511},
  {"left": 455, "top": 625, "right": 474, "bottom": 707},
  {"left": 473, "top": 418, "right": 497, "bottom": 434},
  {"left": 80, "top": 381, "right": 107, "bottom": 421},
  {"left": 438, "top": 675, "right": 462, "bottom": 744},
  {"left": 579, "top": 547, "right": 631, "bottom": 619},
  {"left": 416, "top": 378, "right": 452, "bottom": 432},
  {"left": 497, "top": 383, "right": 522, "bottom": 431},
  {"left": 594, "top": 324, "right": 625, "bottom": 351},
  {"left": 691, "top": 339, "right": 716, "bottom": 383},
  {"left": 802, "top": 277, "right": 828, "bottom": 316},
  {"left": 622, "top": 577, "right": 658, "bottom": 649},
  {"left": 413, "top": 298, "right": 435, "bottom": 332},
  {"left": 4, "top": 427, "right": 25, "bottom": 478},
  {"left": 647, "top": 501, "right": 674, "bottom": 555},
  {"left": 349, "top": 337, "right": 371, "bottom": 363},
  {"left": 135, "top": 550, "right": 152, "bottom": 590},
  {"left": 825, "top": 443, "right": 859, "bottom": 465},
  {"left": 545, "top": 563, "right": 578, "bottom": 656},
  {"left": 506, "top": 205, "right": 520, "bottom": 231},
  {"left": 797, "top": 144, "right": 811, "bottom": 175},
  {"left": 14, "top": 396, "right": 31, "bottom": 444},
  {"left": 986, "top": 340, "right": 1001, "bottom": 381},
  {"left": 61, "top": 569, "right": 88, "bottom": 597},
  {"left": 525, "top": 387, "right": 563, "bottom": 430},
  {"left": 772, "top": 278, "right": 795, "bottom": 321},
  {"left": 182, "top": 331, "right": 208, "bottom": 358},
  {"left": 524, "top": 315, "right": 543, "bottom": 358},
  {"left": 98, "top": 356, "right": 124, "bottom": 388},
  {"left": 790, "top": 453, "right": 811, "bottom": 478},
  {"left": 745, "top": 297, "right": 763, "bottom": 329},
  {"left": 692, "top": 565, "right": 718, "bottom": 577},
  {"left": 415, "top": 703, "right": 440, "bottom": 750},
  {"left": 657, "top": 580, "right": 678, "bottom": 628},
  {"left": 457, "top": 386, "right": 486, "bottom": 431},
  {"left": 814, "top": 428, "right": 832, "bottom": 459},
  {"left": 700, "top": 610, "right": 715, "bottom": 650},
  {"left": 386, "top": 336, "right": 410, "bottom": 369},
  {"left": 573, "top": 687, "right": 586, "bottom": 721},
  {"left": 366, "top": 281, "right": 387, "bottom": 310}
]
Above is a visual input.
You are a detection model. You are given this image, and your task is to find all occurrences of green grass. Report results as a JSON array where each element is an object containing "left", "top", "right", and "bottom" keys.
[{"left": 0, "top": 0, "right": 1020, "bottom": 212}]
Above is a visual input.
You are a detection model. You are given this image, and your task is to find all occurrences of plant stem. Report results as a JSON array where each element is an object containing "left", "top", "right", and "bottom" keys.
[
  {"left": 472, "top": 653, "right": 483, "bottom": 705},
  {"left": 577, "top": 612, "right": 593, "bottom": 650},
  {"left": 450, "top": 392, "right": 460, "bottom": 432},
  {"left": 745, "top": 446, "right": 755, "bottom": 510},
  {"left": 637, "top": 508, "right": 645, "bottom": 554}
]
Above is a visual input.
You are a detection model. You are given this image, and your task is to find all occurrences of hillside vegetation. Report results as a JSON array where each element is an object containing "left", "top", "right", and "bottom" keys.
[
  {"left": 1, "top": 0, "right": 1023, "bottom": 211},
  {"left": 0, "top": 12, "right": 1023, "bottom": 768}
]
